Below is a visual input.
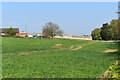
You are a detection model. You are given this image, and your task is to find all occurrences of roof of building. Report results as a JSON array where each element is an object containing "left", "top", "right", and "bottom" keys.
[{"left": 16, "top": 32, "right": 28, "bottom": 35}]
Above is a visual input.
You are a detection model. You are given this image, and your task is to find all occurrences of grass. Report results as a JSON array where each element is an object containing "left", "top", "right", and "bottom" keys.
[
  {"left": 2, "top": 37, "right": 118, "bottom": 78},
  {"left": 2, "top": 38, "right": 91, "bottom": 53}
]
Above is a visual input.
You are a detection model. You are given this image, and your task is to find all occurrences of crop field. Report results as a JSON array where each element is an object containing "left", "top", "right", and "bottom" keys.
[{"left": 2, "top": 37, "right": 118, "bottom": 78}]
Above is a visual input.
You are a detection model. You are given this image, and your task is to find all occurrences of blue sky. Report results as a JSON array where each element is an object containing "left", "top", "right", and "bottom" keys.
[{"left": 2, "top": 2, "right": 118, "bottom": 35}]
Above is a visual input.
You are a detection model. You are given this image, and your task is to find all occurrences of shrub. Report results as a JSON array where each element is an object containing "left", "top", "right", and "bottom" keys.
[{"left": 13, "top": 35, "right": 23, "bottom": 38}]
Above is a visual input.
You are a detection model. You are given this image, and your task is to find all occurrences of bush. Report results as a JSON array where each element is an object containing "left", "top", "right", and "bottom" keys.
[{"left": 13, "top": 35, "right": 23, "bottom": 38}]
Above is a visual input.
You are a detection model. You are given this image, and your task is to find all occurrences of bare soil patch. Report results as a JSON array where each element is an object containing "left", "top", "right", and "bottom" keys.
[
  {"left": 52, "top": 44, "right": 62, "bottom": 48},
  {"left": 102, "top": 49, "right": 117, "bottom": 53},
  {"left": 69, "top": 46, "right": 74, "bottom": 49},
  {"left": 69, "top": 42, "right": 96, "bottom": 51},
  {"left": 19, "top": 52, "right": 29, "bottom": 55},
  {"left": 33, "top": 51, "right": 39, "bottom": 52},
  {"left": 2, "top": 53, "right": 14, "bottom": 55},
  {"left": 70, "top": 46, "right": 82, "bottom": 51},
  {"left": 52, "top": 44, "right": 67, "bottom": 50}
]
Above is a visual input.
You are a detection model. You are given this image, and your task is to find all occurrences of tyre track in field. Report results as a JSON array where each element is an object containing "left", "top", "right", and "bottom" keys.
[{"left": 69, "top": 42, "right": 97, "bottom": 51}]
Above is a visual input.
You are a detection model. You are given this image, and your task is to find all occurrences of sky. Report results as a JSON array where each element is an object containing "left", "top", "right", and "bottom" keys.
[
  {"left": 2, "top": 2, "right": 118, "bottom": 35},
  {"left": 1, "top": 0, "right": 120, "bottom": 2}
]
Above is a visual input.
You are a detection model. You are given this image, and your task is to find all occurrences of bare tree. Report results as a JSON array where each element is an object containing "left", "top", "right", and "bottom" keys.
[{"left": 42, "top": 22, "right": 63, "bottom": 38}]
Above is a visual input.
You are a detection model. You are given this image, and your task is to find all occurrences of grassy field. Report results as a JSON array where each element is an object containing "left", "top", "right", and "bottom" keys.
[{"left": 2, "top": 37, "right": 118, "bottom": 78}]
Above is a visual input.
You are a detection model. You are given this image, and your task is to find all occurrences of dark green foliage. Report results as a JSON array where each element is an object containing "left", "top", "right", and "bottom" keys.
[
  {"left": 7, "top": 27, "right": 16, "bottom": 37},
  {"left": 100, "top": 23, "right": 112, "bottom": 40},
  {"left": 91, "top": 19, "right": 120, "bottom": 40},
  {"left": 110, "top": 19, "right": 120, "bottom": 40},
  {"left": 118, "top": 20, "right": 120, "bottom": 40},
  {"left": 91, "top": 28, "right": 102, "bottom": 40}
]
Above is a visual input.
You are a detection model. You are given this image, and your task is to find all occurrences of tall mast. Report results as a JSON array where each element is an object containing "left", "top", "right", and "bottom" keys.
[
  {"left": 116, "top": 1, "right": 120, "bottom": 19},
  {"left": 25, "top": 25, "right": 27, "bottom": 33},
  {"left": 25, "top": 25, "right": 27, "bottom": 36}
]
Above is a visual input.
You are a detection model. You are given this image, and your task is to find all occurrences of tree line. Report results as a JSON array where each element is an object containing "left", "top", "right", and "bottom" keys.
[
  {"left": 91, "top": 19, "right": 120, "bottom": 40},
  {"left": 6, "top": 22, "right": 63, "bottom": 38}
]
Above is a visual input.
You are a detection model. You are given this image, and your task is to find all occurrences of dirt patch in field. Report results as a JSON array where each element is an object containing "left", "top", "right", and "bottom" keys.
[
  {"left": 69, "top": 42, "right": 97, "bottom": 51},
  {"left": 2, "top": 53, "right": 14, "bottom": 55},
  {"left": 52, "top": 44, "right": 62, "bottom": 48},
  {"left": 69, "top": 46, "right": 74, "bottom": 49},
  {"left": 70, "top": 46, "right": 82, "bottom": 51},
  {"left": 33, "top": 51, "right": 39, "bottom": 52},
  {"left": 102, "top": 49, "right": 117, "bottom": 53},
  {"left": 19, "top": 52, "right": 29, "bottom": 55},
  {"left": 52, "top": 44, "right": 67, "bottom": 50}
]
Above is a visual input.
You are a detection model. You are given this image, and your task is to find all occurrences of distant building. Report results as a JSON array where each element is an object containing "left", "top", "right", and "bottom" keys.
[
  {"left": 0, "top": 28, "right": 19, "bottom": 33},
  {"left": 54, "top": 34, "right": 92, "bottom": 40},
  {"left": 32, "top": 33, "right": 42, "bottom": 36},
  {"left": 16, "top": 32, "right": 28, "bottom": 37},
  {"left": 28, "top": 35, "right": 33, "bottom": 37},
  {"left": 63, "top": 34, "right": 72, "bottom": 38}
]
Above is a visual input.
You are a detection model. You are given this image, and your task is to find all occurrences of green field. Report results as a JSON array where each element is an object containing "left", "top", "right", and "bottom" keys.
[{"left": 2, "top": 37, "right": 118, "bottom": 78}]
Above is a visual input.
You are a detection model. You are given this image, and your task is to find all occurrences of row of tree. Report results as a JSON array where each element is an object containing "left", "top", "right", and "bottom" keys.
[
  {"left": 91, "top": 19, "right": 120, "bottom": 40},
  {"left": 6, "top": 22, "right": 63, "bottom": 38}
]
